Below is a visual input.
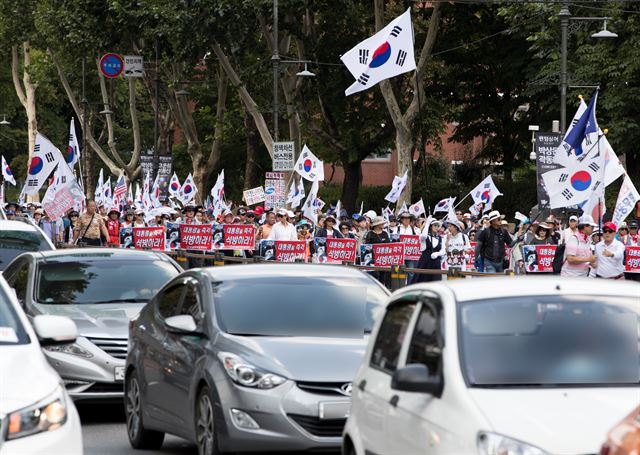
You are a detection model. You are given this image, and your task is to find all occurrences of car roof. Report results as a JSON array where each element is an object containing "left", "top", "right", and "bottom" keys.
[
  {"left": 400, "top": 277, "right": 639, "bottom": 302},
  {"left": 0, "top": 220, "right": 41, "bottom": 232},
  {"left": 30, "top": 248, "right": 173, "bottom": 262},
  {"left": 200, "top": 263, "right": 375, "bottom": 281}
]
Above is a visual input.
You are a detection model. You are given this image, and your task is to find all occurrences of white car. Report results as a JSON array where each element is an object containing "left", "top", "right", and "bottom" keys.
[
  {"left": 343, "top": 277, "right": 640, "bottom": 455},
  {"left": 0, "top": 219, "right": 55, "bottom": 271},
  {"left": 0, "top": 277, "right": 82, "bottom": 454}
]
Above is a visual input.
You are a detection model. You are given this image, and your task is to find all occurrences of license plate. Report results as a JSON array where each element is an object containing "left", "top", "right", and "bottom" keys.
[
  {"left": 114, "top": 366, "right": 125, "bottom": 381},
  {"left": 319, "top": 401, "right": 351, "bottom": 420}
]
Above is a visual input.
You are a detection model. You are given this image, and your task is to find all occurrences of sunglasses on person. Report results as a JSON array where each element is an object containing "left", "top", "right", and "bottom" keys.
[
  {"left": 603, "top": 229, "right": 615, "bottom": 234},
  {"left": 276, "top": 213, "right": 284, "bottom": 218}
]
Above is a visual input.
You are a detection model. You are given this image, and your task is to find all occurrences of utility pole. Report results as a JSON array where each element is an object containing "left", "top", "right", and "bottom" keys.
[
  {"left": 272, "top": 0, "right": 279, "bottom": 141},
  {"left": 154, "top": 37, "right": 160, "bottom": 180},
  {"left": 559, "top": 2, "right": 570, "bottom": 134}
]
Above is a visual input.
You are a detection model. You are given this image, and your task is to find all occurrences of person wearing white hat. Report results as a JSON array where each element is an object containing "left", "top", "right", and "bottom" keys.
[
  {"left": 364, "top": 216, "right": 390, "bottom": 244},
  {"left": 444, "top": 219, "right": 472, "bottom": 269},
  {"left": 475, "top": 210, "right": 512, "bottom": 273},
  {"left": 414, "top": 219, "right": 444, "bottom": 283},
  {"left": 267, "top": 208, "right": 297, "bottom": 241},
  {"left": 561, "top": 215, "right": 597, "bottom": 277},
  {"left": 562, "top": 215, "right": 579, "bottom": 244}
]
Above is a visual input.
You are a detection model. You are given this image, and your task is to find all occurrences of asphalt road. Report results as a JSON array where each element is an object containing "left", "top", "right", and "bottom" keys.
[{"left": 79, "top": 404, "right": 339, "bottom": 455}]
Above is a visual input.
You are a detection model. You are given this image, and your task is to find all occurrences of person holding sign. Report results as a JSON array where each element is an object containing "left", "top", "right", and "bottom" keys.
[
  {"left": 445, "top": 220, "right": 472, "bottom": 270},
  {"left": 593, "top": 222, "right": 626, "bottom": 280}
]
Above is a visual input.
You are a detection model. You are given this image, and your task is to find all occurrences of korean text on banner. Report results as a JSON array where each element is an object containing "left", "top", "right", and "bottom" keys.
[
  {"left": 625, "top": 246, "right": 640, "bottom": 273},
  {"left": 180, "top": 224, "right": 213, "bottom": 251},
  {"left": 315, "top": 238, "right": 357, "bottom": 264},
  {"left": 42, "top": 186, "right": 76, "bottom": 221},
  {"left": 243, "top": 186, "right": 266, "bottom": 206},
  {"left": 272, "top": 142, "right": 295, "bottom": 171},
  {"left": 223, "top": 224, "right": 256, "bottom": 250},
  {"left": 359, "top": 242, "right": 405, "bottom": 267},
  {"left": 399, "top": 235, "right": 421, "bottom": 261},
  {"left": 133, "top": 227, "right": 165, "bottom": 251},
  {"left": 523, "top": 245, "right": 557, "bottom": 273}
]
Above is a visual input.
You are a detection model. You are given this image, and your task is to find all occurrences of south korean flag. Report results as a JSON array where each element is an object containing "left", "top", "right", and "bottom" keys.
[
  {"left": 22, "top": 133, "right": 65, "bottom": 196},
  {"left": 341, "top": 8, "right": 416, "bottom": 96}
]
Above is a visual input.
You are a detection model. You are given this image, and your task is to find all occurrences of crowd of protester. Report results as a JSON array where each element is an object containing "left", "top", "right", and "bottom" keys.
[{"left": 4, "top": 198, "right": 639, "bottom": 282}]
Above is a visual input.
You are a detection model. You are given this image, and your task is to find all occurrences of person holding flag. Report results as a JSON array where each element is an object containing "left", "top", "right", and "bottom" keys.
[{"left": 2, "top": 156, "right": 16, "bottom": 186}]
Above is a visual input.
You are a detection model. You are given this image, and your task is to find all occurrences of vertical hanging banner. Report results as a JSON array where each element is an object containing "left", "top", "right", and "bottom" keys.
[
  {"left": 360, "top": 243, "right": 405, "bottom": 267},
  {"left": 272, "top": 142, "right": 295, "bottom": 171},
  {"left": 180, "top": 224, "right": 213, "bottom": 250},
  {"left": 133, "top": 227, "right": 165, "bottom": 250},
  {"left": 314, "top": 238, "right": 357, "bottom": 264},
  {"left": 523, "top": 245, "right": 557, "bottom": 273},
  {"left": 259, "top": 240, "right": 306, "bottom": 262},
  {"left": 625, "top": 246, "right": 640, "bottom": 273},
  {"left": 535, "top": 133, "right": 563, "bottom": 209},
  {"left": 265, "top": 172, "right": 286, "bottom": 210},
  {"left": 399, "top": 235, "right": 421, "bottom": 261}
]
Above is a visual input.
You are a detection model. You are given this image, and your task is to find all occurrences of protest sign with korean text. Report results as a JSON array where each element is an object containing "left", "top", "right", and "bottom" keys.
[
  {"left": 399, "top": 235, "right": 421, "bottom": 261},
  {"left": 222, "top": 224, "right": 256, "bottom": 250},
  {"left": 180, "top": 224, "right": 212, "bottom": 251},
  {"left": 264, "top": 172, "right": 286, "bottom": 210},
  {"left": 243, "top": 186, "right": 266, "bottom": 205},
  {"left": 259, "top": 240, "right": 306, "bottom": 262},
  {"left": 315, "top": 238, "right": 357, "bottom": 264},
  {"left": 625, "top": 246, "right": 640, "bottom": 273},
  {"left": 360, "top": 243, "right": 405, "bottom": 267},
  {"left": 133, "top": 227, "right": 165, "bottom": 251},
  {"left": 523, "top": 245, "right": 557, "bottom": 273}
]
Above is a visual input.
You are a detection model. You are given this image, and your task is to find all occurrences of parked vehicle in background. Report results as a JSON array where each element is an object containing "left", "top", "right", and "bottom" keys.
[
  {"left": 601, "top": 406, "right": 640, "bottom": 455},
  {"left": 0, "top": 220, "right": 54, "bottom": 271},
  {"left": 343, "top": 278, "right": 640, "bottom": 455},
  {"left": 0, "top": 274, "right": 82, "bottom": 454},
  {"left": 2, "top": 248, "right": 182, "bottom": 402},
  {"left": 125, "top": 264, "right": 389, "bottom": 454}
]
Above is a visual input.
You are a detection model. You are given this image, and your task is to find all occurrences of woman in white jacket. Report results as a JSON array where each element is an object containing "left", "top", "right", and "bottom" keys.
[{"left": 444, "top": 220, "right": 472, "bottom": 270}]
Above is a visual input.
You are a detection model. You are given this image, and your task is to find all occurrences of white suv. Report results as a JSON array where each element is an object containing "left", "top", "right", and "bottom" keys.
[{"left": 343, "top": 277, "right": 640, "bottom": 455}]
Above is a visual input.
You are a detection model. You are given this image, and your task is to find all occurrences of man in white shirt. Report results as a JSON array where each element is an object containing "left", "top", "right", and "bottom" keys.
[
  {"left": 594, "top": 221, "right": 626, "bottom": 279},
  {"left": 561, "top": 215, "right": 597, "bottom": 277},
  {"left": 561, "top": 215, "right": 579, "bottom": 244},
  {"left": 267, "top": 209, "right": 297, "bottom": 241}
]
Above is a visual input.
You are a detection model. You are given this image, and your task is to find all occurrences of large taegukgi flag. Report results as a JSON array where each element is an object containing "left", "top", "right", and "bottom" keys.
[{"left": 341, "top": 8, "right": 416, "bottom": 96}]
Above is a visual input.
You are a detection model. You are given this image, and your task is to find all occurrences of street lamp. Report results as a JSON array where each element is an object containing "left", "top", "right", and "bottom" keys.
[
  {"left": 295, "top": 63, "right": 315, "bottom": 78},
  {"left": 0, "top": 115, "right": 9, "bottom": 126},
  {"left": 559, "top": 3, "right": 616, "bottom": 132},
  {"left": 528, "top": 125, "right": 539, "bottom": 161}
]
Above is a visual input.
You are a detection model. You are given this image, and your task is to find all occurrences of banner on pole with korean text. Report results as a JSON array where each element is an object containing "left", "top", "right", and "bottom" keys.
[
  {"left": 133, "top": 227, "right": 165, "bottom": 250},
  {"left": 180, "top": 224, "right": 212, "bottom": 251},
  {"left": 243, "top": 186, "right": 266, "bottom": 205},
  {"left": 259, "top": 240, "right": 306, "bottom": 262},
  {"left": 523, "top": 245, "right": 557, "bottom": 273},
  {"left": 360, "top": 243, "right": 405, "bottom": 267},
  {"left": 399, "top": 235, "right": 421, "bottom": 261},
  {"left": 625, "top": 246, "right": 640, "bottom": 273},
  {"left": 314, "top": 238, "right": 357, "bottom": 264}
]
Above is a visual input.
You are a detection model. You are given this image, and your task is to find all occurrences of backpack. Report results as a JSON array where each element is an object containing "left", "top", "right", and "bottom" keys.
[{"left": 551, "top": 244, "right": 565, "bottom": 274}]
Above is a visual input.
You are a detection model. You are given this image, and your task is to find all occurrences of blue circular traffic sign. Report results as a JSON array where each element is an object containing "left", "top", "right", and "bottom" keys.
[{"left": 99, "top": 53, "right": 124, "bottom": 78}]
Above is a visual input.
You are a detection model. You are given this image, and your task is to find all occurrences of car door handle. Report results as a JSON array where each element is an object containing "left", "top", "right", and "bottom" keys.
[
  {"left": 358, "top": 379, "right": 367, "bottom": 392},
  {"left": 389, "top": 395, "right": 399, "bottom": 408}
]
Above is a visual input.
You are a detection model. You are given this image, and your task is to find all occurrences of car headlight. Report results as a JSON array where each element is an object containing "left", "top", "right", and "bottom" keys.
[
  {"left": 7, "top": 386, "right": 68, "bottom": 440},
  {"left": 478, "top": 432, "right": 548, "bottom": 455},
  {"left": 44, "top": 342, "right": 93, "bottom": 358},
  {"left": 217, "top": 352, "right": 286, "bottom": 389}
]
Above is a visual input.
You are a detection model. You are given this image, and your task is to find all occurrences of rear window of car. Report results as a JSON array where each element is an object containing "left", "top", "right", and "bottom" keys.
[{"left": 0, "top": 230, "right": 52, "bottom": 270}]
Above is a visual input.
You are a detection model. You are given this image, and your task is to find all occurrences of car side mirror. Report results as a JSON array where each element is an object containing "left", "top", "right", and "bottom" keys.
[
  {"left": 391, "top": 364, "right": 443, "bottom": 398},
  {"left": 33, "top": 315, "right": 77, "bottom": 346},
  {"left": 164, "top": 315, "right": 199, "bottom": 335}
]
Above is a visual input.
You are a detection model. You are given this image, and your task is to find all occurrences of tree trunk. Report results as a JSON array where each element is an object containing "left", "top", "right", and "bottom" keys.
[
  {"left": 341, "top": 160, "right": 362, "bottom": 213},
  {"left": 191, "top": 152, "right": 208, "bottom": 205},
  {"left": 395, "top": 126, "right": 414, "bottom": 206},
  {"left": 244, "top": 111, "right": 261, "bottom": 190}
]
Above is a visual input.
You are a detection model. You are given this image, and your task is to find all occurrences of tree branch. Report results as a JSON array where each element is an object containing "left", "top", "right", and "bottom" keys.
[
  {"left": 212, "top": 42, "right": 274, "bottom": 155},
  {"left": 11, "top": 45, "right": 27, "bottom": 108},
  {"left": 96, "top": 58, "right": 126, "bottom": 168}
]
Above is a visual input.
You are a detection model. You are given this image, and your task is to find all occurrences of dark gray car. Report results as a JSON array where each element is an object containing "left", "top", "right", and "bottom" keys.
[
  {"left": 2, "top": 248, "right": 182, "bottom": 402},
  {"left": 125, "top": 264, "right": 389, "bottom": 454}
]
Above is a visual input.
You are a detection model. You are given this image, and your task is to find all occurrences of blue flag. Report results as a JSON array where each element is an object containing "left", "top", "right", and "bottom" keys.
[{"left": 564, "top": 90, "right": 598, "bottom": 156}]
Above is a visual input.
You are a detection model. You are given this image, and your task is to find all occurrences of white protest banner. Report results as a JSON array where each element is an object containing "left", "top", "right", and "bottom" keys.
[
  {"left": 272, "top": 142, "right": 295, "bottom": 171},
  {"left": 243, "top": 186, "right": 266, "bottom": 205}
]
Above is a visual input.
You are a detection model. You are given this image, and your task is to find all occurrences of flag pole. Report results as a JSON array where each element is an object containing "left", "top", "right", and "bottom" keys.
[
  {"left": 452, "top": 192, "right": 471, "bottom": 210},
  {"left": 414, "top": 69, "right": 428, "bottom": 185}
]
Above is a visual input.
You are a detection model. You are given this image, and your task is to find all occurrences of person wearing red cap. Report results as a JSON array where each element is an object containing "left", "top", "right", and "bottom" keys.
[{"left": 594, "top": 221, "right": 626, "bottom": 279}]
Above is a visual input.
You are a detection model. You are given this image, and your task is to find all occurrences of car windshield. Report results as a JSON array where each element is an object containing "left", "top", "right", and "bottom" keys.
[
  {"left": 459, "top": 295, "right": 640, "bottom": 387},
  {"left": 0, "top": 230, "right": 52, "bottom": 270},
  {"left": 0, "top": 288, "right": 30, "bottom": 345},
  {"left": 36, "top": 260, "right": 180, "bottom": 304},
  {"left": 212, "top": 276, "right": 387, "bottom": 337}
]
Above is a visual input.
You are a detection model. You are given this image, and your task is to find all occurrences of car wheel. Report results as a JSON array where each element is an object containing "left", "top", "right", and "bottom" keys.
[
  {"left": 125, "top": 371, "right": 165, "bottom": 449},
  {"left": 196, "top": 386, "right": 221, "bottom": 455}
]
